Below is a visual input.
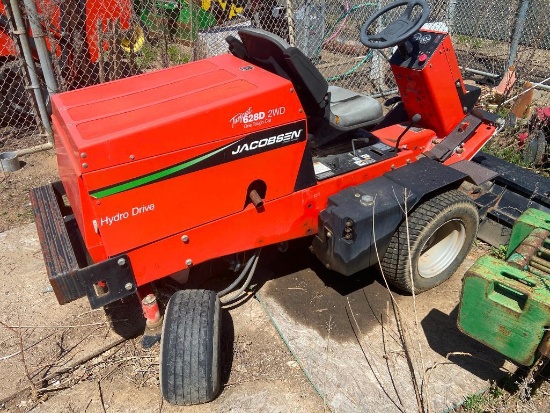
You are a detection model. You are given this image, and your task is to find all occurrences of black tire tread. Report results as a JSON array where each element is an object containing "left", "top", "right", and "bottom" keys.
[
  {"left": 381, "top": 190, "right": 477, "bottom": 293},
  {"left": 160, "top": 289, "right": 220, "bottom": 405}
]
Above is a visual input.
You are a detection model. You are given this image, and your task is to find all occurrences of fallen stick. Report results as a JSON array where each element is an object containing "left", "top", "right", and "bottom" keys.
[{"left": 0, "top": 336, "right": 126, "bottom": 405}]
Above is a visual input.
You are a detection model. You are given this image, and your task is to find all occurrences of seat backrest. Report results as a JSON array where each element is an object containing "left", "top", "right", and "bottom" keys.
[{"left": 237, "top": 28, "right": 329, "bottom": 116}]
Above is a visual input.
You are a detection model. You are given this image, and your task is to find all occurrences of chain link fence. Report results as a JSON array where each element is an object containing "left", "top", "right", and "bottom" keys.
[{"left": 1, "top": 0, "right": 549, "bottom": 154}]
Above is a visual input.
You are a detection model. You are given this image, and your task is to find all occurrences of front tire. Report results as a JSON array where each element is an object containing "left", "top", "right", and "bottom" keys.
[
  {"left": 160, "top": 289, "right": 221, "bottom": 405},
  {"left": 381, "top": 190, "right": 479, "bottom": 293}
]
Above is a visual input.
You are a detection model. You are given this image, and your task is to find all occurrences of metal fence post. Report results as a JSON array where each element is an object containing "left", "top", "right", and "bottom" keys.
[
  {"left": 8, "top": 0, "right": 53, "bottom": 138},
  {"left": 507, "top": 0, "right": 530, "bottom": 69},
  {"left": 22, "top": 0, "right": 58, "bottom": 97},
  {"left": 369, "top": 0, "right": 383, "bottom": 90},
  {"left": 286, "top": 0, "right": 296, "bottom": 45},
  {"left": 447, "top": 0, "right": 457, "bottom": 33}
]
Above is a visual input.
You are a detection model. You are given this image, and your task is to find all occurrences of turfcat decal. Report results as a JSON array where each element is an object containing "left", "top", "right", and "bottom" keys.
[{"left": 90, "top": 121, "right": 306, "bottom": 199}]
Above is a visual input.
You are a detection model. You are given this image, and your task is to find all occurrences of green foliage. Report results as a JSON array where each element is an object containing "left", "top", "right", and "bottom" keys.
[
  {"left": 135, "top": 43, "right": 157, "bottom": 69},
  {"left": 488, "top": 385, "right": 504, "bottom": 399},
  {"left": 483, "top": 141, "right": 527, "bottom": 167},
  {"left": 460, "top": 383, "right": 507, "bottom": 412},
  {"left": 167, "top": 45, "right": 189, "bottom": 65},
  {"left": 483, "top": 131, "right": 550, "bottom": 178},
  {"left": 456, "top": 35, "right": 483, "bottom": 49},
  {"left": 133, "top": 42, "right": 189, "bottom": 70},
  {"left": 462, "top": 393, "right": 486, "bottom": 412}
]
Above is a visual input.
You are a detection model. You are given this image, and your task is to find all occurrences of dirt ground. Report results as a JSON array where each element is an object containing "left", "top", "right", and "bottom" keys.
[
  {"left": 0, "top": 149, "right": 548, "bottom": 413},
  {"left": 0, "top": 143, "right": 57, "bottom": 233}
]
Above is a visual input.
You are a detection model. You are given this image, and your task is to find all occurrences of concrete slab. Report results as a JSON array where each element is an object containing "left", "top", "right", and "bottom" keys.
[{"left": 255, "top": 246, "right": 512, "bottom": 412}]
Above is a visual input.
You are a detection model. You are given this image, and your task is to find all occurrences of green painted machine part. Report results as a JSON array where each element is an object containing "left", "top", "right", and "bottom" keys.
[
  {"left": 458, "top": 208, "right": 550, "bottom": 366},
  {"left": 506, "top": 208, "right": 550, "bottom": 261},
  {"left": 137, "top": 1, "right": 217, "bottom": 42}
]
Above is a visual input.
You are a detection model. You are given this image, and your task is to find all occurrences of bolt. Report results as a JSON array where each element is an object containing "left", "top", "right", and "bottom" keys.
[
  {"left": 326, "top": 231, "right": 332, "bottom": 238},
  {"left": 117, "top": 257, "right": 126, "bottom": 266},
  {"left": 142, "top": 294, "right": 156, "bottom": 305},
  {"left": 345, "top": 220, "right": 353, "bottom": 227},
  {"left": 82, "top": 163, "right": 88, "bottom": 169},
  {"left": 360, "top": 194, "right": 374, "bottom": 206},
  {"left": 130, "top": 154, "right": 135, "bottom": 160},
  {"left": 186, "top": 259, "right": 193, "bottom": 267},
  {"left": 181, "top": 235, "right": 189, "bottom": 243},
  {"left": 355, "top": 193, "right": 361, "bottom": 198},
  {"left": 124, "top": 282, "right": 133, "bottom": 291},
  {"left": 299, "top": 108, "right": 303, "bottom": 113},
  {"left": 80, "top": 152, "right": 87, "bottom": 158},
  {"left": 290, "top": 88, "right": 294, "bottom": 93}
]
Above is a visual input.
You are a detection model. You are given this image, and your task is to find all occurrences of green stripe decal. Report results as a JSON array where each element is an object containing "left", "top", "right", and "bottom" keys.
[{"left": 91, "top": 142, "right": 233, "bottom": 199}]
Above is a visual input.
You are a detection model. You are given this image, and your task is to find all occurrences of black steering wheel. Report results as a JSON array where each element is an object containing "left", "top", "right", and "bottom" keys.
[{"left": 360, "top": 0, "right": 430, "bottom": 49}]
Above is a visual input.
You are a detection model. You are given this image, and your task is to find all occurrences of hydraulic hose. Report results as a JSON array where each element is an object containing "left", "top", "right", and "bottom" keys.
[
  {"left": 219, "top": 249, "right": 262, "bottom": 305},
  {"left": 217, "top": 252, "right": 256, "bottom": 298}
]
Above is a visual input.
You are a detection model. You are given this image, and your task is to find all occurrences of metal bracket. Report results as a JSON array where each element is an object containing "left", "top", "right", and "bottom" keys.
[{"left": 80, "top": 255, "right": 137, "bottom": 309}]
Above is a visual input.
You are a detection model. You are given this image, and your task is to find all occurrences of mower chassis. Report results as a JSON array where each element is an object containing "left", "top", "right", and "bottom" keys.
[{"left": 30, "top": 148, "right": 550, "bottom": 311}]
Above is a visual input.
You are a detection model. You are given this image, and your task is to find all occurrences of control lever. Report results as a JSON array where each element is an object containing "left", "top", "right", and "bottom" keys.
[
  {"left": 394, "top": 113, "right": 421, "bottom": 152},
  {"left": 397, "top": 40, "right": 414, "bottom": 58}
]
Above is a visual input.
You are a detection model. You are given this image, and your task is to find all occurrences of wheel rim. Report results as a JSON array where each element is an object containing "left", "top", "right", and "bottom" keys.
[{"left": 417, "top": 219, "right": 466, "bottom": 278}]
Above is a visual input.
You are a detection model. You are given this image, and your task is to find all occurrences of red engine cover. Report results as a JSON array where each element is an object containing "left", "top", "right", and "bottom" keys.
[{"left": 52, "top": 54, "right": 306, "bottom": 262}]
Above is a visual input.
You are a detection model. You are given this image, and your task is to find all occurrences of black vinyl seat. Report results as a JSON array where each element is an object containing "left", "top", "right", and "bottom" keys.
[{"left": 227, "top": 28, "right": 383, "bottom": 147}]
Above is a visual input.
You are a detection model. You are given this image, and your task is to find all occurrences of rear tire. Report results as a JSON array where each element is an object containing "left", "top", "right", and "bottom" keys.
[
  {"left": 160, "top": 289, "right": 221, "bottom": 405},
  {"left": 381, "top": 190, "right": 478, "bottom": 293}
]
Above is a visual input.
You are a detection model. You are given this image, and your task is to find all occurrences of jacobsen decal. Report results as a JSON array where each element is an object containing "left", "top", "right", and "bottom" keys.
[
  {"left": 90, "top": 121, "right": 307, "bottom": 199},
  {"left": 231, "top": 130, "right": 302, "bottom": 154}
]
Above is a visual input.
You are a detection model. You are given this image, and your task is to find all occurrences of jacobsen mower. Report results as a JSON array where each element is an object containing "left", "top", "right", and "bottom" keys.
[{"left": 30, "top": 0, "right": 550, "bottom": 405}]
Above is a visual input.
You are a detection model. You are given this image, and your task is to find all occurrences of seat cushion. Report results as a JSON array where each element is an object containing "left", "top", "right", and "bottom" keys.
[{"left": 328, "top": 86, "right": 383, "bottom": 129}]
